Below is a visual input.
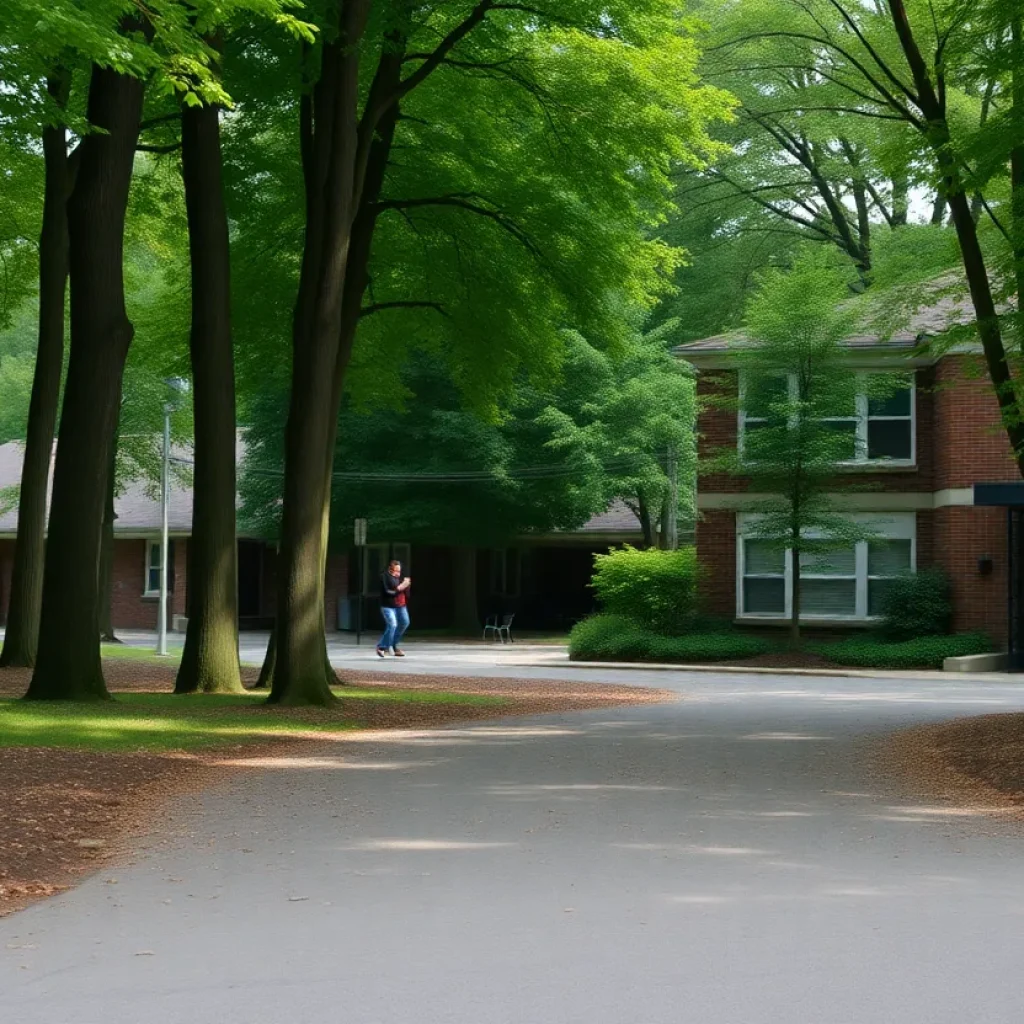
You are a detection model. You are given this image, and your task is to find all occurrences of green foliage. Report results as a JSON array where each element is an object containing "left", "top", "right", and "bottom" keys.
[
  {"left": 877, "top": 569, "right": 954, "bottom": 642},
  {"left": 569, "top": 613, "right": 775, "bottom": 662},
  {"left": 536, "top": 316, "right": 697, "bottom": 539},
  {"left": 589, "top": 546, "right": 700, "bottom": 634},
  {"left": 0, "top": 687, "right": 502, "bottom": 753},
  {"left": 715, "top": 254, "right": 881, "bottom": 613},
  {"left": 814, "top": 633, "right": 992, "bottom": 670}
]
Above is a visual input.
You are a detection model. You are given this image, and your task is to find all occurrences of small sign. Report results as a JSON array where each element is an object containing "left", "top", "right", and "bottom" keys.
[{"left": 354, "top": 518, "right": 368, "bottom": 547}]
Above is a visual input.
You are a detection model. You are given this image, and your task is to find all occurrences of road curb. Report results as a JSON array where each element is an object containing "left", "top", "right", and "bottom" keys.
[{"left": 504, "top": 657, "right": 1024, "bottom": 684}]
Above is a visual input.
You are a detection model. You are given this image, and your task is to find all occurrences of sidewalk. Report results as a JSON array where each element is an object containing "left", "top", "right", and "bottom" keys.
[{"left": 7, "top": 627, "right": 1024, "bottom": 685}]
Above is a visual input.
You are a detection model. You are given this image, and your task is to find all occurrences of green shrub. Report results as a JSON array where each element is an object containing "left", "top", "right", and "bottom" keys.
[
  {"left": 569, "top": 614, "right": 776, "bottom": 663},
  {"left": 590, "top": 546, "right": 699, "bottom": 635},
  {"left": 815, "top": 632, "right": 991, "bottom": 670},
  {"left": 645, "top": 633, "right": 776, "bottom": 662},
  {"left": 877, "top": 569, "right": 953, "bottom": 641}
]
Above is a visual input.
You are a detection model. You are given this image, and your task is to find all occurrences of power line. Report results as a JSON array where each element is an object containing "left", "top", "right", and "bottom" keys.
[{"left": 169, "top": 453, "right": 654, "bottom": 484}]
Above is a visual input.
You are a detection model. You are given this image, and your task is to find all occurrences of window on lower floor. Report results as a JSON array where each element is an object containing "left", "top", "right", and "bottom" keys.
[
  {"left": 738, "top": 513, "right": 915, "bottom": 620},
  {"left": 144, "top": 539, "right": 176, "bottom": 597}
]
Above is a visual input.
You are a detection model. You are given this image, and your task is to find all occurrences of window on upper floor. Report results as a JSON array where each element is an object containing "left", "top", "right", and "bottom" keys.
[{"left": 739, "top": 372, "right": 915, "bottom": 466}]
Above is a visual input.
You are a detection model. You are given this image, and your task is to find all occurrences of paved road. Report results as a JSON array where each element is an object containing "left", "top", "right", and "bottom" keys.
[{"left": 4, "top": 660, "right": 1024, "bottom": 1023}]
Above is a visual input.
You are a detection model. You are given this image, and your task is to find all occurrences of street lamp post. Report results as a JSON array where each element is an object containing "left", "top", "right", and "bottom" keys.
[{"left": 157, "top": 401, "right": 173, "bottom": 657}]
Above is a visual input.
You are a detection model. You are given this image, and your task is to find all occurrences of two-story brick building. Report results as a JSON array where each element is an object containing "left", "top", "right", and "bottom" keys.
[{"left": 678, "top": 297, "right": 1016, "bottom": 644}]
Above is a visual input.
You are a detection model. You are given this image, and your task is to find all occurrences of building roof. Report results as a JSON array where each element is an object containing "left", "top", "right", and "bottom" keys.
[
  {"left": 572, "top": 501, "right": 640, "bottom": 534},
  {"left": 0, "top": 441, "right": 643, "bottom": 540},
  {"left": 673, "top": 284, "right": 986, "bottom": 358},
  {"left": 0, "top": 441, "right": 196, "bottom": 536}
]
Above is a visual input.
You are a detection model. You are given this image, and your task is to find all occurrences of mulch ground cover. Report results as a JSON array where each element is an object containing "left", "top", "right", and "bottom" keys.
[
  {"left": 0, "top": 658, "right": 672, "bottom": 915},
  {"left": 880, "top": 713, "right": 1024, "bottom": 819}
]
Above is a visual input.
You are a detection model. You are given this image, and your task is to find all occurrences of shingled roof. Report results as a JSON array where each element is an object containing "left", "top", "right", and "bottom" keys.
[
  {"left": 0, "top": 442, "right": 642, "bottom": 540},
  {"left": 673, "top": 283, "right": 988, "bottom": 358}
]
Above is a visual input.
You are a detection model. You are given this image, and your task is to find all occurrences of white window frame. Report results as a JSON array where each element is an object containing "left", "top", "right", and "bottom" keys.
[
  {"left": 738, "top": 371, "right": 916, "bottom": 468},
  {"left": 144, "top": 538, "right": 175, "bottom": 598},
  {"left": 736, "top": 512, "right": 916, "bottom": 621}
]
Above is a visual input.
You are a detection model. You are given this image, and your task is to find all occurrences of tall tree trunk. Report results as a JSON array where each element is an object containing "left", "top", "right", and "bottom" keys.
[
  {"left": 254, "top": 623, "right": 276, "bottom": 689},
  {"left": 789, "top": 555, "right": 801, "bottom": 650},
  {"left": 25, "top": 59, "right": 146, "bottom": 701},
  {"left": 887, "top": 0, "right": 1024, "bottom": 474},
  {"left": 637, "top": 493, "right": 655, "bottom": 549},
  {"left": 0, "top": 72, "right": 71, "bottom": 669},
  {"left": 891, "top": 172, "right": 909, "bottom": 227},
  {"left": 175, "top": 59, "right": 243, "bottom": 696},
  {"left": 268, "top": 11, "right": 370, "bottom": 707},
  {"left": 98, "top": 421, "right": 119, "bottom": 643},
  {"left": 451, "top": 545, "right": 479, "bottom": 634},
  {"left": 1011, "top": 12, "right": 1024, "bottom": 326}
]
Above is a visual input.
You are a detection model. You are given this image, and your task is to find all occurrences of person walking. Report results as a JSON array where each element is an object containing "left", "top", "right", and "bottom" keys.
[{"left": 377, "top": 559, "right": 411, "bottom": 657}]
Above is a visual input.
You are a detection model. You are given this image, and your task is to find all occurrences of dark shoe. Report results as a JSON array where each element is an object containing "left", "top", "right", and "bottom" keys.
[
  {"left": 393, "top": 648, "right": 406, "bottom": 658},
  {"left": 376, "top": 647, "right": 387, "bottom": 658}
]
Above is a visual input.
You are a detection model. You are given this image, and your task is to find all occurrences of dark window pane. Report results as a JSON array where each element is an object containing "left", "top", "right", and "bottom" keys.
[
  {"left": 868, "top": 419, "right": 912, "bottom": 460},
  {"left": 745, "top": 540, "right": 785, "bottom": 575},
  {"left": 800, "top": 546, "right": 856, "bottom": 576},
  {"left": 745, "top": 375, "right": 789, "bottom": 418},
  {"left": 744, "top": 577, "right": 785, "bottom": 614},
  {"left": 868, "top": 579, "right": 891, "bottom": 616},
  {"left": 799, "top": 578, "right": 856, "bottom": 616},
  {"left": 820, "top": 419, "right": 858, "bottom": 460},
  {"left": 869, "top": 382, "right": 912, "bottom": 417},
  {"left": 868, "top": 539, "right": 912, "bottom": 577}
]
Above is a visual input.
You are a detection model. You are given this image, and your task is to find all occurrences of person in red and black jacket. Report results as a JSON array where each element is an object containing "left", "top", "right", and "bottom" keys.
[{"left": 377, "top": 560, "right": 411, "bottom": 657}]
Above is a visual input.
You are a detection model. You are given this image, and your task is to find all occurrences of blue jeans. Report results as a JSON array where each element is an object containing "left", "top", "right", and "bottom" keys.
[{"left": 379, "top": 606, "right": 410, "bottom": 650}]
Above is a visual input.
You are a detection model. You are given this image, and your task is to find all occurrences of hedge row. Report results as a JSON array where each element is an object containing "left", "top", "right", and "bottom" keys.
[
  {"left": 812, "top": 632, "right": 992, "bottom": 670},
  {"left": 569, "top": 614, "right": 994, "bottom": 669},
  {"left": 568, "top": 614, "right": 775, "bottom": 663}
]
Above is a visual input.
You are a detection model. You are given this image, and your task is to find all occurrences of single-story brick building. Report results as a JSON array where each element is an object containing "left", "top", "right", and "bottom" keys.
[
  {"left": 676, "top": 294, "right": 1013, "bottom": 644},
  {"left": 0, "top": 443, "right": 644, "bottom": 635}
]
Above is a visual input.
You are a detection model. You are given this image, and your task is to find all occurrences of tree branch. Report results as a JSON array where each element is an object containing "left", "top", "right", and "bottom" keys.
[{"left": 360, "top": 300, "right": 449, "bottom": 319}]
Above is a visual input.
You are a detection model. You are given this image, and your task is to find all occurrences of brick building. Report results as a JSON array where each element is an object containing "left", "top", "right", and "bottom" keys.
[
  {"left": 0, "top": 444, "right": 642, "bottom": 635},
  {"left": 677, "top": 298, "right": 1014, "bottom": 644}
]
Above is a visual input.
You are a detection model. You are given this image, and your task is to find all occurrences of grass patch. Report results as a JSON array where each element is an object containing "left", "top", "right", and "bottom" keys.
[
  {"left": 811, "top": 633, "right": 992, "bottom": 670},
  {"left": 0, "top": 689, "right": 505, "bottom": 753},
  {"left": 100, "top": 643, "right": 182, "bottom": 665}
]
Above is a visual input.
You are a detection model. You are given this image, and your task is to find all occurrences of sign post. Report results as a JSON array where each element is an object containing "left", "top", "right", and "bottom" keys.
[{"left": 354, "top": 518, "right": 367, "bottom": 646}]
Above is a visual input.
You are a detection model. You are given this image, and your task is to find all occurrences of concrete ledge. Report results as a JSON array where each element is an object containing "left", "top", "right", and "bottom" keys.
[
  {"left": 943, "top": 652, "right": 1008, "bottom": 673},
  {"left": 172, "top": 615, "right": 189, "bottom": 633}
]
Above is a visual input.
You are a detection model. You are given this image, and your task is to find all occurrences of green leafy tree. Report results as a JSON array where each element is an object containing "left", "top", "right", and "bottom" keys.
[
  {"left": 715, "top": 253, "right": 876, "bottom": 647},
  {"left": 225, "top": 0, "right": 730, "bottom": 704},
  {"left": 539, "top": 318, "right": 697, "bottom": 548},
  {"left": 700, "top": 0, "right": 1024, "bottom": 481}
]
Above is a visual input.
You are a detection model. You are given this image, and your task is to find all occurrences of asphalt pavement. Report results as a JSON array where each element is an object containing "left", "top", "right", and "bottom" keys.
[{"left": 4, "top": 651, "right": 1024, "bottom": 1023}]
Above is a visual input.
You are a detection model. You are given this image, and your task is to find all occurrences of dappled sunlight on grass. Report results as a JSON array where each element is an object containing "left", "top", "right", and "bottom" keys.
[{"left": 0, "top": 688, "right": 505, "bottom": 754}]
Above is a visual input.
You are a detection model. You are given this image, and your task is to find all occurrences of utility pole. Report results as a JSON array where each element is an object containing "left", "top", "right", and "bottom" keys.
[{"left": 157, "top": 401, "right": 172, "bottom": 656}]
